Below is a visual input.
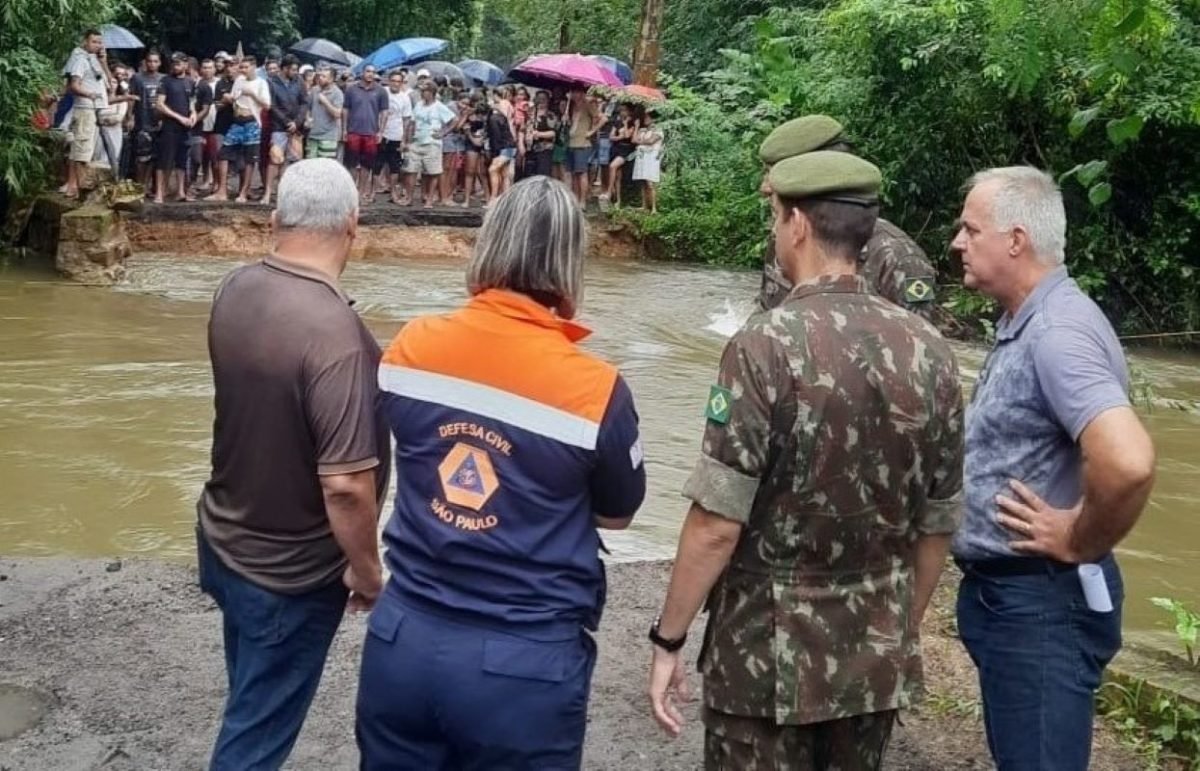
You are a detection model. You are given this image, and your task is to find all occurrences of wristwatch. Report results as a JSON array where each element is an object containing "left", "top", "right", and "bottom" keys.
[{"left": 648, "top": 616, "right": 687, "bottom": 652}]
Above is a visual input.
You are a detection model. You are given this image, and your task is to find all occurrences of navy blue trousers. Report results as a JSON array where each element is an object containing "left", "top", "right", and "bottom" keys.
[
  {"left": 198, "top": 529, "right": 347, "bottom": 771},
  {"left": 356, "top": 592, "right": 597, "bottom": 770},
  {"left": 956, "top": 555, "right": 1123, "bottom": 771}
]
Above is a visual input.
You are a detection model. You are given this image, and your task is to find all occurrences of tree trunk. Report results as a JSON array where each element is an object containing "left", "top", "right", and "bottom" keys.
[
  {"left": 631, "top": 0, "right": 664, "bottom": 86},
  {"left": 558, "top": 0, "right": 571, "bottom": 51}
]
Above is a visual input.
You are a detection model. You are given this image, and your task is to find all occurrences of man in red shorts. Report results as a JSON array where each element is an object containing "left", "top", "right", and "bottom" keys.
[{"left": 342, "top": 65, "right": 390, "bottom": 202}]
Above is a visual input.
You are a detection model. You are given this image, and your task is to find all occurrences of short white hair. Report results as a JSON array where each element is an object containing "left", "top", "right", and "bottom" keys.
[
  {"left": 275, "top": 159, "right": 359, "bottom": 234},
  {"left": 968, "top": 166, "right": 1066, "bottom": 265},
  {"left": 468, "top": 176, "right": 587, "bottom": 309}
]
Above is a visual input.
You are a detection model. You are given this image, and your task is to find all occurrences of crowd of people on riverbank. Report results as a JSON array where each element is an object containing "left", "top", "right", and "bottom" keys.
[{"left": 47, "top": 30, "right": 665, "bottom": 211}]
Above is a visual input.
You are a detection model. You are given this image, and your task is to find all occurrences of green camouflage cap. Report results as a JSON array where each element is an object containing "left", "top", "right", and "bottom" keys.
[
  {"left": 768, "top": 150, "right": 882, "bottom": 205},
  {"left": 758, "top": 115, "right": 845, "bottom": 165}
]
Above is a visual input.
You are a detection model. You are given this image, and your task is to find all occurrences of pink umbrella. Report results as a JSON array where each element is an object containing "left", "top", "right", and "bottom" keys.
[{"left": 508, "top": 54, "right": 623, "bottom": 88}]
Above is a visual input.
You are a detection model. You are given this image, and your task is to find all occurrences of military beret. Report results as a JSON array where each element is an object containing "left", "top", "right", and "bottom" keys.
[
  {"left": 758, "top": 115, "right": 845, "bottom": 165},
  {"left": 768, "top": 150, "right": 882, "bottom": 205}
]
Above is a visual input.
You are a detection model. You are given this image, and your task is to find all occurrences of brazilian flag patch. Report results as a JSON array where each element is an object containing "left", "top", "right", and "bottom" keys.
[
  {"left": 903, "top": 276, "right": 935, "bottom": 303},
  {"left": 705, "top": 385, "right": 733, "bottom": 424}
]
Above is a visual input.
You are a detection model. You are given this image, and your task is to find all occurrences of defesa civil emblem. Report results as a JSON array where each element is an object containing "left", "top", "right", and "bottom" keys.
[{"left": 438, "top": 443, "right": 499, "bottom": 510}]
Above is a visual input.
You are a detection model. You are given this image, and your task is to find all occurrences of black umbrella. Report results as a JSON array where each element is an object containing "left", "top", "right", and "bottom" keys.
[{"left": 290, "top": 38, "right": 353, "bottom": 67}]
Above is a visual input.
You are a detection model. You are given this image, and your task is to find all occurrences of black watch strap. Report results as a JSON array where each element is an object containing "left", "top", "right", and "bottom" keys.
[{"left": 648, "top": 616, "right": 687, "bottom": 652}]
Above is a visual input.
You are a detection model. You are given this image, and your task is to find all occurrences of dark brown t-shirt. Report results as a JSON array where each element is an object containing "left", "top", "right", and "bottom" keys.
[{"left": 197, "top": 256, "right": 390, "bottom": 594}]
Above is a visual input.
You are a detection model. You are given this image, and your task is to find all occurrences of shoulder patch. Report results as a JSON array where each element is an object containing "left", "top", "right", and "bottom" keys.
[
  {"left": 705, "top": 385, "right": 733, "bottom": 424},
  {"left": 903, "top": 276, "right": 935, "bottom": 304}
]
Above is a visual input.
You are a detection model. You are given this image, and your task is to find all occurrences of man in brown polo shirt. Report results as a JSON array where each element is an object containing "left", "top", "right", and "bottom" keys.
[{"left": 196, "top": 157, "right": 388, "bottom": 769}]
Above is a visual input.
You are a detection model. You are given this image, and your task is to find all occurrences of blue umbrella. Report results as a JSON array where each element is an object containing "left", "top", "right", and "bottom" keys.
[
  {"left": 457, "top": 59, "right": 504, "bottom": 87},
  {"left": 354, "top": 37, "right": 448, "bottom": 75},
  {"left": 100, "top": 24, "right": 144, "bottom": 50},
  {"left": 589, "top": 55, "right": 633, "bottom": 85}
]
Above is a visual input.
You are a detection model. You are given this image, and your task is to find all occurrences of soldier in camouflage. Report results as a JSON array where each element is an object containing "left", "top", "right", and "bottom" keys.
[
  {"left": 756, "top": 116, "right": 938, "bottom": 318},
  {"left": 647, "top": 151, "right": 965, "bottom": 770}
]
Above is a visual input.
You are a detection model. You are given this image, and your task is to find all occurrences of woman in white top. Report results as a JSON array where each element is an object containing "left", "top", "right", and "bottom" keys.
[{"left": 631, "top": 107, "right": 664, "bottom": 214}]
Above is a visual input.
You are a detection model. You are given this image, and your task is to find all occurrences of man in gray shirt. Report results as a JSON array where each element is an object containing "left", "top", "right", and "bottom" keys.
[
  {"left": 62, "top": 29, "right": 113, "bottom": 198},
  {"left": 949, "top": 166, "right": 1156, "bottom": 770},
  {"left": 306, "top": 67, "right": 343, "bottom": 160},
  {"left": 197, "top": 158, "right": 387, "bottom": 769}
]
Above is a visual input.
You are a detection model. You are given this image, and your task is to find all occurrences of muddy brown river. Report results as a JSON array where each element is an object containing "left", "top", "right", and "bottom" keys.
[{"left": 1, "top": 254, "right": 1196, "bottom": 643}]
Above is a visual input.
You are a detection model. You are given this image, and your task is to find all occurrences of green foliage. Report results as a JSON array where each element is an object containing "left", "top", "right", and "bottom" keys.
[
  {"left": 625, "top": 0, "right": 1200, "bottom": 336},
  {"left": 658, "top": 0, "right": 775, "bottom": 79},
  {"left": 474, "top": 6, "right": 522, "bottom": 69},
  {"left": 293, "top": 0, "right": 474, "bottom": 57},
  {"left": 1151, "top": 596, "right": 1200, "bottom": 667},
  {"left": 1099, "top": 677, "right": 1200, "bottom": 770},
  {"left": 117, "top": 0, "right": 474, "bottom": 66},
  {"left": 0, "top": 0, "right": 135, "bottom": 196},
  {"left": 470, "top": 0, "right": 640, "bottom": 64}
]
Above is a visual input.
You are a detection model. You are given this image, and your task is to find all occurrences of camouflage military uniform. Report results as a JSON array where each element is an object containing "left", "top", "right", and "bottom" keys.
[
  {"left": 758, "top": 219, "right": 938, "bottom": 317},
  {"left": 685, "top": 274, "right": 964, "bottom": 769}
]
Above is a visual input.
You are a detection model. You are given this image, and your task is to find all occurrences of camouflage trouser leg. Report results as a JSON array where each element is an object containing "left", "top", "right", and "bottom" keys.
[{"left": 703, "top": 707, "right": 896, "bottom": 771}]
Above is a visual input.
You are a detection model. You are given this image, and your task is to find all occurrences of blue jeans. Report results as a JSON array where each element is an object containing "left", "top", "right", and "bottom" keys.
[
  {"left": 356, "top": 591, "right": 597, "bottom": 770},
  {"left": 197, "top": 528, "right": 348, "bottom": 771},
  {"left": 956, "top": 555, "right": 1123, "bottom": 771}
]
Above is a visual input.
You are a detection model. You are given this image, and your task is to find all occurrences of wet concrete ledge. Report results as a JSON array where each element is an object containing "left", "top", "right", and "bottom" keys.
[
  {"left": 129, "top": 199, "right": 485, "bottom": 229},
  {"left": 123, "top": 200, "right": 642, "bottom": 262}
]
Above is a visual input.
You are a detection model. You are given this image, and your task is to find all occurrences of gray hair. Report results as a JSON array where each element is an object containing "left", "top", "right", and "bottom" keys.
[
  {"left": 275, "top": 159, "right": 359, "bottom": 234},
  {"left": 467, "top": 176, "right": 587, "bottom": 309},
  {"left": 967, "top": 166, "right": 1066, "bottom": 265}
]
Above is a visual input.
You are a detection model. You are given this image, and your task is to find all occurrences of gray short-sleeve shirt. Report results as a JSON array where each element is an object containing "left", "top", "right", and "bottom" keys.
[
  {"left": 197, "top": 257, "right": 391, "bottom": 593},
  {"left": 309, "top": 85, "right": 344, "bottom": 142},
  {"left": 952, "top": 267, "right": 1130, "bottom": 560}
]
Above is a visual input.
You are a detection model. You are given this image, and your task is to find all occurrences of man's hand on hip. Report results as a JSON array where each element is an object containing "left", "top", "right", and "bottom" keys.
[{"left": 997, "top": 479, "right": 1083, "bottom": 563}]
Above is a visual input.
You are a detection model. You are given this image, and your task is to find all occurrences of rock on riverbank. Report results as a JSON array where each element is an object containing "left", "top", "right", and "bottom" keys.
[{"left": 0, "top": 559, "right": 1138, "bottom": 770}]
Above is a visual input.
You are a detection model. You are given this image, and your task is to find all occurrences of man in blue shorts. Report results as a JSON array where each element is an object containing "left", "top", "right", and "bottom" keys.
[
  {"left": 565, "top": 87, "right": 601, "bottom": 206},
  {"left": 221, "top": 56, "right": 270, "bottom": 203}
]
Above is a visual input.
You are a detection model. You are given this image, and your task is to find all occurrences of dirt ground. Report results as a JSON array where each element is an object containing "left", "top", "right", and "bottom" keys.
[{"left": 0, "top": 558, "right": 1142, "bottom": 770}]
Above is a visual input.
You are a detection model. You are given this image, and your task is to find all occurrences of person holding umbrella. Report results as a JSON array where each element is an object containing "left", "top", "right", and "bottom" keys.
[{"left": 565, "top": 87, "right": 601, "bottom": 206}]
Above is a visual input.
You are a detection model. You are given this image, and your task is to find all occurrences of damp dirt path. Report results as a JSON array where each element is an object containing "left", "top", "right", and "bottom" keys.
[{"left": 0, "top": 558, "right": 1140, "bottom": 770}]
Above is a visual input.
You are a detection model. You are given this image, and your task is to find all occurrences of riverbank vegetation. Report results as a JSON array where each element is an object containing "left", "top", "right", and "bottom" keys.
[{"left": 619, "top": 0, "right": 1200, "bottom": 337}]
